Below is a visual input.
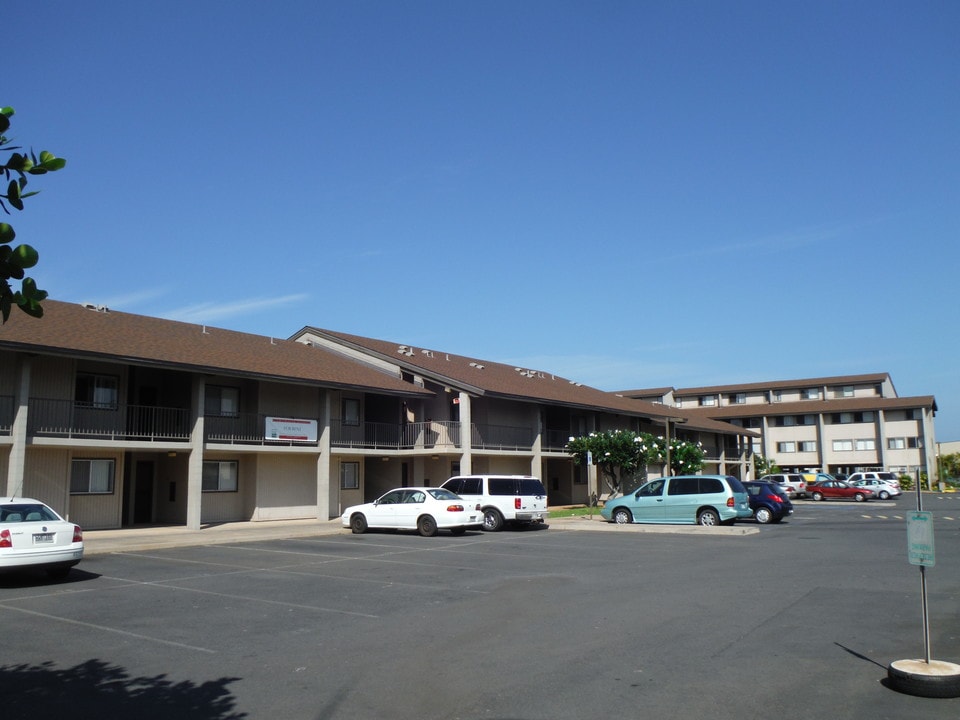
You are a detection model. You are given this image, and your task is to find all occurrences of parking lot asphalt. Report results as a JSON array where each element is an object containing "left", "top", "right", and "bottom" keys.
[
  {"left": 6, "top": 496, "right": 957, "bottom": 720},
  {"left": 81, "top": 512, "right": 758, "bottom": 555}
]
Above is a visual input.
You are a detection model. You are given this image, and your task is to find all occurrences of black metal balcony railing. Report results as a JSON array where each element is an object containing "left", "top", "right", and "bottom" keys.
[
  {"left": 28, "top": 398, "right": 191, "bottom": 441},
  {"left": 329, "top": 419, "right": 535, "bottom": 452}
]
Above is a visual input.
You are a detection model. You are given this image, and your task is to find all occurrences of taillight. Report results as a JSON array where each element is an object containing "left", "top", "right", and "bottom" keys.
[
  {"left": 771, "top": 495, "right": 783, "bottom": 504},
  {"left": 0, "top": 529, "right": 11, "bottom": 548},
  {"left": 515, "top": 498, "right": 522, "bottom": 510},
  {"left": 475, "top": 503, "right": 481, "bottom": 511},
  {"left": 73, "top": 525, "right": 83, "bottom": 543},
  {"left": 726, "top": 497, "right": 735, "bottom": 507},
  {"left": 446, "top": 504, "right": 465, "bottom": 513}
]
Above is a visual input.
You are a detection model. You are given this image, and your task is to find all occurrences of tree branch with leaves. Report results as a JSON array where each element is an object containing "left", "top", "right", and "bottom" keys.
[{"left": 0, "top": 106, "right": 65, "bottom": 322}]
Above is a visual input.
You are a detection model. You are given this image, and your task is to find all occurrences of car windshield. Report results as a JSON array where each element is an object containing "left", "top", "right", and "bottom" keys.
[{"left": 1, "top": 504, "right": 60, "bottom": 522}]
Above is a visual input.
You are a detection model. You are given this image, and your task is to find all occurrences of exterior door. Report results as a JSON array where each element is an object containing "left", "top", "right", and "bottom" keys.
[{"left": 134, "top": 461, "right": 154, "bottom": 524}]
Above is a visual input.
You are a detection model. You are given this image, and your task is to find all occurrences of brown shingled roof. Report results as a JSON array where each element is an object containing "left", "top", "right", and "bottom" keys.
[
  {"left": 0, "top": 300, "right": 431, "bottom": 397},
  {"left": 296, "top": 327, "right": 755, "bottom": 437},
  {"left": 673, "top": 373, "right": 892, "bottom": 396},
  {"left": 683, "top": 395, "right": 938, "bottom": 419}
]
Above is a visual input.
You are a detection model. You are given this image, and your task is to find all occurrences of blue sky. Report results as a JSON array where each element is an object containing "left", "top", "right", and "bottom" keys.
[{"left": 7, "top": 2, "right": 960, "bottom": 438}]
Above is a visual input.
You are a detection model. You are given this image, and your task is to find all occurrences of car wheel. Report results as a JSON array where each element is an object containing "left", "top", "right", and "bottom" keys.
[
  {"left": 754, "top": 507, "right": 773, "bottom": 524},
  {"left": 854, "top": 492, "right": 867, "bottom": 502},
  {"left": 350, "top": 513, "right": 367, "bottom": 534},
  {"left": 613, "top": 508, "right": 632, "bottom": 525},
  {"left": 879, "top": 491, "right": 890, "bottom": 500},
  {"left": 697, "top": 509, "right": 720, "bottom": 526},
  {"left": 482, "top": 508, "right": 504, "bottom": 532},
  {"left": 812, "top": 492, "right": 824, "bottom": 501},
  {"left": 418, "top": 515, "right": 438, "bottom": 537}
]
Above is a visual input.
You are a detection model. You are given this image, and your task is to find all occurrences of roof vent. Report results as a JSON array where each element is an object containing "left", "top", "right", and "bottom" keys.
[
  {"left": 81, "top": 302, "right": 109, "bottom": 313},
  {"left": 469, "top": 362, "right": 485, "bottom": 370}
]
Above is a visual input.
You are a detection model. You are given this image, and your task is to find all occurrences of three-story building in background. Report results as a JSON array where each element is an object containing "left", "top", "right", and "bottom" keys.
[{"left": 618, "top": 374, "right": 937, "bottom": 480}]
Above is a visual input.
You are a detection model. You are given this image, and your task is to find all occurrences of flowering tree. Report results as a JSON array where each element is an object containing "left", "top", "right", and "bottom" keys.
[
  {"left": 0, "top": 106, "right": 64, "bottom": 322},
  {"left": 566, "top": 430, "right": 706, "bottom": 496}
]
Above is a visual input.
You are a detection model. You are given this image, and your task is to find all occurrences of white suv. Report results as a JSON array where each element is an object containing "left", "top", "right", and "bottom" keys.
[{"left": 440, "top": 475, "right": 548, "bottom": 531}]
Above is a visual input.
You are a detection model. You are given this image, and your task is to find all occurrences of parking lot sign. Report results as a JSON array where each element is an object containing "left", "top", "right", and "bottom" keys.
[{"left": 907, "top": 511, "right": 935, "bottom": 567}]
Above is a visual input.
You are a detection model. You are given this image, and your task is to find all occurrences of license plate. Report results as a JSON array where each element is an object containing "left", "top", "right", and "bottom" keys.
[{"left": 33, "top": 533, "right": 54, "bottom": 544}]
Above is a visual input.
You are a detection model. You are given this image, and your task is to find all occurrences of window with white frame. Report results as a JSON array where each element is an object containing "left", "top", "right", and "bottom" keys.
[
  {"left": 731, "top": 393, "right": 746, "bottom": 405},
  {"left": 71, "top": 458, "right": 115, "bottom": 494},
  {"left": 699, "top": 395, "right": 716, "bottom": 407},
  {"left": 772, "top": 390, "right": 782, "bottom": 403},
  {"left": 799, "top": 441, "right": 817, "bottom": 452},
  {"left": 776, "top": 442, "right": 796, "bottom": 453},
  {"left": 803, "top": 388, "right": 819, "bottom": 400},
  {"left": 202, "top": 460, "right": 238, "bottom": 492},
  {"left": 342, "top": 398, "right": 360, "bottom": 426},
  {"left": 855, "top": 439, "right": 876, "bottom": 451},
  {"left": 340, "top": 461, "right": 359, "bottom": 489},
  {"left": 888, "top": 437, "right": 906, "bottom": 449},
  {"left": 205, "top": 385, "right": 240, "bottom": 417},
  {"left": 832, "top": 439, "right": 854, "bottom": 451},
  {"left": 75, "top": 373, "right": 119, "bottom": 409}
]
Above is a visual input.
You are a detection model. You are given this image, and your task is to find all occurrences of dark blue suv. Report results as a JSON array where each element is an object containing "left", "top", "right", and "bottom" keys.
[{"left": 743, "top": 481, "right": 793, "bottom": 524}]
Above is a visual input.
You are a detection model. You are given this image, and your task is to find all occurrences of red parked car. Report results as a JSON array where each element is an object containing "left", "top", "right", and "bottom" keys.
[{"left": 808, "top": 480, "right": 874, "bottom": 502}]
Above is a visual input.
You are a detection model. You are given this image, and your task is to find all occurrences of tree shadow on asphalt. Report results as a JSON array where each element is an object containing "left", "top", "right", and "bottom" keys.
[{"left": 0, "top": 659, "right": 246, "bottom": 720}]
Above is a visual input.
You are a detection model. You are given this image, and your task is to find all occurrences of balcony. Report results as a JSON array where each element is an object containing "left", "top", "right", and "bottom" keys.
[
  {"left": 330, "top": 420, "right": 535, "bottom": 452},
  {"left": 28, "top": 398, "right": 190, "bottom": 441}
]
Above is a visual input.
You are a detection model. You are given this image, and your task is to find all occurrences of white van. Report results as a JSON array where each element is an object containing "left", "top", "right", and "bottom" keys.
[{"left": 440, "top": 475, "right": 548, "bottom": 531}]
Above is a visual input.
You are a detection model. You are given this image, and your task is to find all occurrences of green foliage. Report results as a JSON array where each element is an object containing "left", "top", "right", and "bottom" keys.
[
  {"left": 566, "top": 429, "right": 706, "bottom": 495},
  {"left": 0, "top": 106, "right": 64, "bottom": 322},
  {"left": 898, "top": 474, "right": 914, "bottom": 492},
  {"left": 940, "top": 453, "right": 960, "bottom": 481},
  {"left": 752, "top": 454, "right": 778, "bottom": 476}
]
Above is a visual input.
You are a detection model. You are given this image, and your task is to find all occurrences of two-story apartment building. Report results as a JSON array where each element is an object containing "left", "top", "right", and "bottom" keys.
[
  {"left": 1, "top": 300, "right": 754, "bottom": 530},
  {"left": 619, "top": 373, "right": 938, "bottom": 480}
]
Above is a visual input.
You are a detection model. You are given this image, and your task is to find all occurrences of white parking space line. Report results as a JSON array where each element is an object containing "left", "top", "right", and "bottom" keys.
[
  {"left": 0, "top": 603, "right": 216, "bottom": 654},
  {"left": 96, "top": 575, "right": 382, "bottom": 619}
]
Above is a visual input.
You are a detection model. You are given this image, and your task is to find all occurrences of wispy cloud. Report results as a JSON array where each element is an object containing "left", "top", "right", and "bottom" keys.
[
  {"left": 661, "top": 216, "right": 888, "bottom": 263},
  {"left": 160, "top": 294, "right": 310, "bottom": 324}
]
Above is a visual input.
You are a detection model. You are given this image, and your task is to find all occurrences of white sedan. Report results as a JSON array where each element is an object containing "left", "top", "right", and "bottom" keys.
[
  {"left": 849, "top": 478, "right": 902, "bottom": 500},
  {"left": 0, "top": 498, "right": 83, "bottom": 579},
  {"left": 342, "top": 487, "right": 483, "bottom": 536}
]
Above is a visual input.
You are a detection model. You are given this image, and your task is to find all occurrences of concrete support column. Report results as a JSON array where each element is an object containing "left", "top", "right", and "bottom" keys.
[
  {"left": 458, "top": 392, "right": 472, "bottom": 476},
  {"left": 530, "top": 405, "right": 543, "bottom": 477},
  {"left": 5, "top": 356, "right": 31, "bottom": 498},
  {"left": 186, "top": 376, "right": 206, "bottom": 530},
  {"left": 317, "top": 389, "right": 331, "bottom": 519}
]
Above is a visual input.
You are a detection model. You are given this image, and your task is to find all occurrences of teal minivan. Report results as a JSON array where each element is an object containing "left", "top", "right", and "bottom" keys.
[{"left": 600, "top": 475, "right": 752, "bottom": 526}]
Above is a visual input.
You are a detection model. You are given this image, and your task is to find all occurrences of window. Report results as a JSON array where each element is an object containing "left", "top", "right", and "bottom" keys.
[
  {"left": 855, "top": 439, "right": 876, "bottom": 451},
  {"left": 205, "top": 385, "right": 239, "bottom": 417},
  {"left": 730, "top": 393, "right": 746, "bottom": 405},
  {"left": 75, "top": 373, "right": 118, "bottom": 409},
  {"left": 699, "top": 395, "right": 716, "bottom": 407},
  {"left": 888, "top": 437, "right": 906, "bottom": 450},
  {"left": 776, "top": 442, "right": 796, "bottom": 453},
  {"left": 743, "top": 417, "right": 762, "bottom": 429},
  {"left": 833, "top": 439, "right": 854, "bottom": 452},
  {"left": 835, "top": 385, "right": 854, "bottom": 398},
  {"left": 803, "top": 388, "right": 819, "bottom": 400},
  {"left": 799, "top": 441, "right": 816, "bottom": 452},
  {"left": 202, "top": 461, "right": 238, "bottom": 492},
  {"left": 342, "top": 398, "right": 360, "bottom": 426},
  {"left": 772, "top": 390, "right": 782, "bottom": 403},
  {"left": 71, "top": 459, "right": 116, "bottom": 494},
  {"left": 779, "top": 416, "right": 797, "bottom": 427},
  {"left": 340, "top": 461, "right": 359, "bottom": 490}
]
